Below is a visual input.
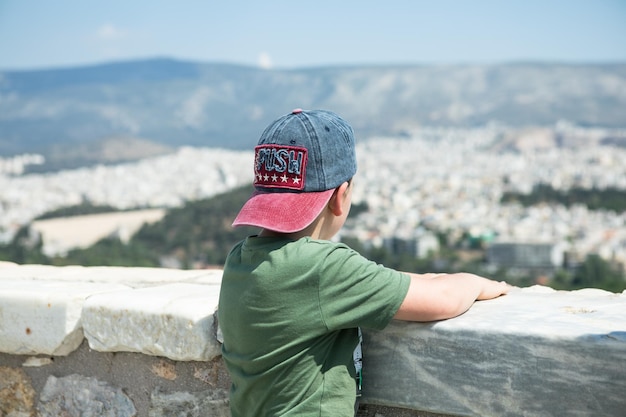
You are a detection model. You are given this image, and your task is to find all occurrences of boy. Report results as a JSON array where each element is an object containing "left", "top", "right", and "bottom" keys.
[{"left": 218, "top": 109, "right": 510, "bottom": 416}]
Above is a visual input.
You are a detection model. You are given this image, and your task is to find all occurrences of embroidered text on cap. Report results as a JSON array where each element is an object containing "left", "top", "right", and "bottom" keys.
[{"left": 254, "top": 145, "right": 308, "bottom": 191}]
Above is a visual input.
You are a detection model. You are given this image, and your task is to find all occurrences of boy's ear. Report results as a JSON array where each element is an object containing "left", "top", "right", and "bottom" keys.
[{"left": 328, "top": 182, "right": 350, "bottom": 216}]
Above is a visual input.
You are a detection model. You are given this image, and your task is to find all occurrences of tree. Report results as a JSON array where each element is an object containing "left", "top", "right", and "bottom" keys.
[{"left": 570, "top": 254, "right": 625, "bottom": 293}]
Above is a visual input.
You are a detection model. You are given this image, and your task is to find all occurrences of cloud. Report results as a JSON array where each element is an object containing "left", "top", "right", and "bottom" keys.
[
  {"left": 96, "top": 24, "right": 127, "bottom": 41},
  {"left": 257, "top": 52, "right": 273, "bottom": 69}
]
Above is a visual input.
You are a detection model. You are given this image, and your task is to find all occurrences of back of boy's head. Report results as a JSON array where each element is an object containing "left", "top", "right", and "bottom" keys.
[{"left": 232, "top": 109, "right": 357, "bottom": 233}]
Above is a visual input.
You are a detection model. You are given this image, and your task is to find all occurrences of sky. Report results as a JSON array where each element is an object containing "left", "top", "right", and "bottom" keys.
[{"left": 0, "top": 0, "right": 625, "bottom": 71}]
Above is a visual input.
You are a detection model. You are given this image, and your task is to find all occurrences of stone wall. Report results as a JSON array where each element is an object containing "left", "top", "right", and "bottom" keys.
[{"left": 1, "top": 261, "right": 625, "bottom": 417}]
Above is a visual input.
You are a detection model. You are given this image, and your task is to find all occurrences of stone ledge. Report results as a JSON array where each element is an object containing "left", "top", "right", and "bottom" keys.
[
  {"left": 362, "top": 286, "right": 626, "bottom": 416},
  {"left": 83, "top": 283, "right": 221, "bottom": 361},
  {"left": 0, "top": 262, "right": 223, "bottom": 359},
  {"left": 0, "top": 276, "right": 130, "bottom": 356},
  {"left": 1, "top": 262, "right": 625, "bottom": 416}
]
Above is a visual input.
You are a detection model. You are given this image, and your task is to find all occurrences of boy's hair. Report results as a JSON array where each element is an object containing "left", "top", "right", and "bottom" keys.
[{"left": 232, "top": 109, "right": 357, "bottom": 233}]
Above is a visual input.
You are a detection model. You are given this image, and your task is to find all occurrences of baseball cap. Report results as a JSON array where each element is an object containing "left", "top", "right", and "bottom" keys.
[{"left": 232, "top": 109, "right": 357, "bottom": 233}]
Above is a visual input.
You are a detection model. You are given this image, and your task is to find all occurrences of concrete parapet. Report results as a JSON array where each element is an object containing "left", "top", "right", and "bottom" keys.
[
  {"left": 363, "top": 286, "right": 626, "bottom": 416},
  {"left": 0, "top": 261, "right": 625, "bottom": 416}
]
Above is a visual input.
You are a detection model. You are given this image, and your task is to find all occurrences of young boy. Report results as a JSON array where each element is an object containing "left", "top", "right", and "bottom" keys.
[{"left": 218, "top": 109, "right": 510, "bottom": 416}]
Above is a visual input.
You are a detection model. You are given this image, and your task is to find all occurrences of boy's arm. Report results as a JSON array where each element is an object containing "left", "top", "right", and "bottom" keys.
[{"left": 393, "top": 273, "right": 510, "bottom": 322}]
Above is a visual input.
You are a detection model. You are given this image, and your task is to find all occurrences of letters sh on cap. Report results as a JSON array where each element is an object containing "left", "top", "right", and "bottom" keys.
[{"left": 253, "top": 109, "right": 309, "bottom": 191}]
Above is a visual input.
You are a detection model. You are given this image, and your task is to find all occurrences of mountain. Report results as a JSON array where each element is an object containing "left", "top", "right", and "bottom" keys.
[
  {"left": 27, "top": 136, "right": 173, "bottom": 172},
  {"left": 1, "top": 58, "right": 625, "bottom": 160}
]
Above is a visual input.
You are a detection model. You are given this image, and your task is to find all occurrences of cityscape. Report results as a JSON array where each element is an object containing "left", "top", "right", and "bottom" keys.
[
  {"left": 1, "top": 123, "right": 625, "bottom": 275},
  {"left": 345, "top": 124, "right": 626, "bottom": 272}
]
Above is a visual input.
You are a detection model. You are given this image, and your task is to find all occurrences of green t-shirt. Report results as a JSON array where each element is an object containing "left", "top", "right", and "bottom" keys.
[{"left": 218, "top": 236, "right": 410, "bottom": 417}]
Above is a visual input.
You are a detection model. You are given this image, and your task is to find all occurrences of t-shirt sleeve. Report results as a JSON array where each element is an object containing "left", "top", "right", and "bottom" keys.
[{"left": 316, "top": 242, "right": 411, "bottom": 331}]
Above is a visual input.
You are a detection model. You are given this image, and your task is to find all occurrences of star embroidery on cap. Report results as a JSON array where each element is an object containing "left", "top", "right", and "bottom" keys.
[
  {"left": 281, "top": 174, "right": 289, "bottom": 183},
  {"left": 263, "top": 174, "right": 269, "bottom": 181},
  {"left": 293, "top": 177, "right": 301, "bottom": 185},
  {"left": 271, "top": 174, "right": 278, "bottom": 182},
  {"left": 256, "top": 172, "right": 263, "bottom": 181}
]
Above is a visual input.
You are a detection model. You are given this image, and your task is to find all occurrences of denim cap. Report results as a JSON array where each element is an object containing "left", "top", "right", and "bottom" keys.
[{"left": 232, "top": 109, "right": 357, "bottom": 233}]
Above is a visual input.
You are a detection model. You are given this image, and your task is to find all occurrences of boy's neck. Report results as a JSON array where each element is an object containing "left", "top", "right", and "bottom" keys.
[
  {"left": 258, "top": 228, "right": 313, "bottom": 240},
  {"left": 258, "top": 214, "right": 329, "bottom": 240}
]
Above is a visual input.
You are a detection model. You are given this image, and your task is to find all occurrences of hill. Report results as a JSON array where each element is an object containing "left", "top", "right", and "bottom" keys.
[{"left": 2, "top": 58, "right": 625, "bottom": 168}]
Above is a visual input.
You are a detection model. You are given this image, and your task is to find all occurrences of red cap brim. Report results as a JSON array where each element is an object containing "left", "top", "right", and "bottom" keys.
[{"left": 232, "top": 189, "right": 335, "bottom": 233}]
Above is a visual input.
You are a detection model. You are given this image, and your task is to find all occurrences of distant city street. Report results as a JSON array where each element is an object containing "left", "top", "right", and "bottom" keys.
[{"left": 1, "top": 125, "right": 625, "bottom": 267}]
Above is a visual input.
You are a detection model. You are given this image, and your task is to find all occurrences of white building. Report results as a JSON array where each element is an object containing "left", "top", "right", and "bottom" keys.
[
  {"left": 486, "top": 240, "right": 567, "bottom": 269},
  {"left": 383, "top": 231, "right": 440, "bottom": 259}
]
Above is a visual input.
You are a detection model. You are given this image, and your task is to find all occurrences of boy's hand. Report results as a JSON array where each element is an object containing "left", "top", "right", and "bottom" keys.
[{"left": 477, "top": 280, "right": 511, "bottom": 300}]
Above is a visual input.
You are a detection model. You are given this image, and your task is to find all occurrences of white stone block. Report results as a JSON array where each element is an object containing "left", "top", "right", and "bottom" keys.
[
  {"left": 82, "top": 283, "right": 221, "bottom": 361},
  {"left": 0, "top": 264, "right": 87, "bottom": 280},
  {"left": 74, "top": 266, "right": 218, "bottom": 288},
  {"left": 361, "top": 286, "right": 626, "bottom": 417},
  {"left": 0, "top": 263, "right": 219, "bottom": 288},
  {"left": 0, "top": 279, "right": 129, "bottom": 356}
]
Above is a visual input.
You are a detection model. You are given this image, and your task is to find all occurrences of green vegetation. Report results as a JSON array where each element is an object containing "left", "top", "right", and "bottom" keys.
[
  {"left": 59, "top": 238, "right": 160, "bottom": 267},
  {"left": 551, "top": 254, "right": 626, "bottom": 293},
  {"left": 35, "top": 203, "right": 121, "bottom": 220},
  {"left": 129, "top": 185, "right": 257, "bottom": 267},
  {"left": 0, "top": 226, "right": 50, "bottom": 265},
  {"left": 501, "top": 184, "right": 626, "bottom": 212},
  {"left": 1, "top": 185, "right": 624, "bottom": 292}
]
